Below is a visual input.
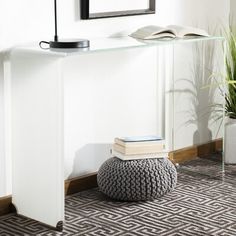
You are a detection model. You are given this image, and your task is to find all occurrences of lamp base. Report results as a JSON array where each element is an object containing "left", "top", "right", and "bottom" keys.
[{"left": 49, "top": 39, "right": 90, "bottom": 48}]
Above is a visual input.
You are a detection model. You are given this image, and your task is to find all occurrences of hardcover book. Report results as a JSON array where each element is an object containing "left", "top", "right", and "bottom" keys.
[
  {"left": 113, "top": 143, "right": 165, "bottom": 155},
  {"left": 112, "top": 150, "right": 169, "bottom": 161},
  {"left": 115, "top": 135, "right": 162, "bottom": 144}
]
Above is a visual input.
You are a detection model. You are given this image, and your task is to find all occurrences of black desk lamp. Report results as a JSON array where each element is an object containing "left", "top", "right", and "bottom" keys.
[{"left": 40, "top": 0, "right": 90, "bottom": 49}]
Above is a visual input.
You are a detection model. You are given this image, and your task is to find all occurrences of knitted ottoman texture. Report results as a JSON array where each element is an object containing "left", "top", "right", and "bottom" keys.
[{"left": 97, "top": 157, "right": 177, "bottom": 201}]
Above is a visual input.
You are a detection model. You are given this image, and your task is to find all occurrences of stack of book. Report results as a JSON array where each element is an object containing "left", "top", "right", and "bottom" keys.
[{"left": 112, "top": 135, "right": 168, "bottom": 161}]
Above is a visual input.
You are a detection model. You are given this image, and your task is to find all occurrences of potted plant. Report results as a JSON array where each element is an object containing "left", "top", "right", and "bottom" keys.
[{"left": 224, "top": 28, "right": 236, "bottom": 164}]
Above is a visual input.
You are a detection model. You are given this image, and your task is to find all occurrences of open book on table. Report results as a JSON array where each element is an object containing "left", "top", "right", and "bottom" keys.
[{"left": 130, "top": 25, "right": 209, "bottom": 40}]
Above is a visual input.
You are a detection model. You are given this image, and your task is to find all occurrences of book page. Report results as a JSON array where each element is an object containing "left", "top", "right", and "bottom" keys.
[
  {"left": 167, "top": 25, "right": 209, "bottom": 38},
  {"left": 130, "top": 25, "right": 175, "bottom": 39}
]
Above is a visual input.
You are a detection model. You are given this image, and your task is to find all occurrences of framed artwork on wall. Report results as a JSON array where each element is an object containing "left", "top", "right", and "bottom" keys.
[{"left": 81, "top": 0, "right": 156, "bottom": 19}]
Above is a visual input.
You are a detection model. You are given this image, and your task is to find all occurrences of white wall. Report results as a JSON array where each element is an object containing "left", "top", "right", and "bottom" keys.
[
  {"left": 172, "top": 0, "right": 229, "bottom": 30},
  {"left": 0, "top": 0, "right": 173, "bottom": 50},
  {"left": 0, "top": 0, "right": 230, "bottom": 197},
  {"left": 231, "top": 0, "right": 236, "bottom": 26},
  {"left": 0, "top": 0, "right": 230, "bottom": 50},
  {"left": 63, "top": 48, "right": 162, "bottom": 179}
]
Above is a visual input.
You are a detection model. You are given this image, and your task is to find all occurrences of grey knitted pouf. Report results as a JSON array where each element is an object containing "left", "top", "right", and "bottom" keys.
[{"left": 97, "top": 157, "right": 177, "bottom": 201}]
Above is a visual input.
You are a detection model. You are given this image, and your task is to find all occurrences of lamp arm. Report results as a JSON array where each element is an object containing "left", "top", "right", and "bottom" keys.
[{"left": 54, "top": 0, "right": 58, "bottom": 41}]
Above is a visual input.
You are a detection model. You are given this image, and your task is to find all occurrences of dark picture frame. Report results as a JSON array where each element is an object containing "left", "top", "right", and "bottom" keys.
[{"left": 81, "top": 0, "right": 156, "bottom": 20}]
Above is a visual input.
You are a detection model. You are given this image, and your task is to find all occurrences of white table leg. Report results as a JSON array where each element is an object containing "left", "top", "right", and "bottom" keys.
[{"left": 9, "top": 52, "right": 64, "bottom": 230}]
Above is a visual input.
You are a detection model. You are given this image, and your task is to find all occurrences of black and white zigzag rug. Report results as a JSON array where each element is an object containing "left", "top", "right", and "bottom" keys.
[{"left": 1, "top": 157, "right": 236, "bottom": 236}]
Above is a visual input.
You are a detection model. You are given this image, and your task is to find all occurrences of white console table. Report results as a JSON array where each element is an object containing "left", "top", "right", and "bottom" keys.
[{"left": 6, "top": 36, "right": 224, "bottom": 230}]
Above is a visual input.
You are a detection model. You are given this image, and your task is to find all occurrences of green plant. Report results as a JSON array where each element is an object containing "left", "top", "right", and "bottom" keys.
[{"left": 225, "top": 28, "right": 236, "bottom": 119}]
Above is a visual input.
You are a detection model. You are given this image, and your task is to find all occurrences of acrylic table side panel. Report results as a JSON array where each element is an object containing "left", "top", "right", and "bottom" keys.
[
  {"left": 9, "top": 51, "right": 64, "bottom": 228},
  {"left": 172, "top": 40, "right": 224, "bottom": 173},
  {"left": 0, "top": 54, "right": 6, "bottom": 196},
  {"left": 62, "top": 47, "right": 168, "bottom": 179},
  {"left": 173, "top": 40, "right": 224, "bottom": 147}
]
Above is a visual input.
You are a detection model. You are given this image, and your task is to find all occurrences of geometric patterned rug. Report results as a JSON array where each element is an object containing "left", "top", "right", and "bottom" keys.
[{"left": 0, "top": 157, "right": 236, "bottom": 236}]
